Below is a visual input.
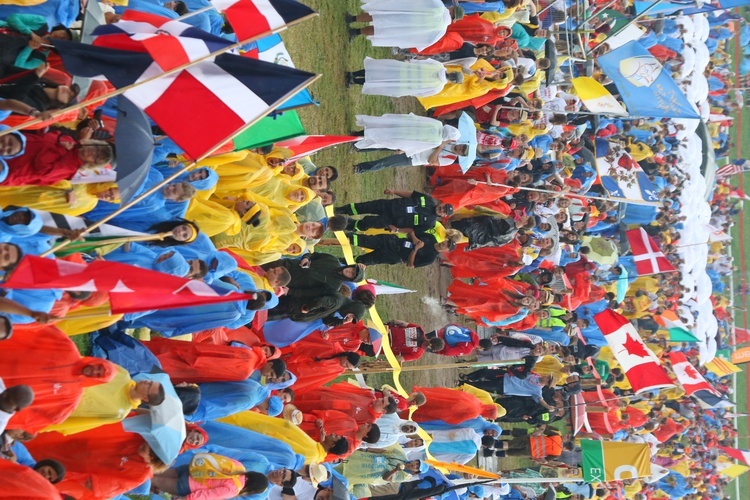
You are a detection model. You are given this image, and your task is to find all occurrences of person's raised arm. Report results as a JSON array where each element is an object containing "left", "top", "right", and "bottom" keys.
[{"left": 0, "top": 296, "right": 53, "bottom": 323}]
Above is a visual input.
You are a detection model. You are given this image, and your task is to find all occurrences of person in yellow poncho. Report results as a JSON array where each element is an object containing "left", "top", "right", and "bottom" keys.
[
  {"left": 44, "top": 366, "right": 165, "bottom": 435},
  {"left": 218, "top": 411, "right": 350, "bottom": 463},
  {"left": 418, "top": 59, "right": 521, "bottom": 109},
  {"left": 247, "top": 179, "right": 317, "bottom": 213},
  {"left": 0, "top": 182, "right": 120, "bottom": 216},
  {"left": 185, "top": 194, "right": 264, "bottom": 238}
]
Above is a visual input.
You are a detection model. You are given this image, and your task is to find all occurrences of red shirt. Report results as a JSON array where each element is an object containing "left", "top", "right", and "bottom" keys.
[{"left": 388, "top": 323, "right": 426, "bottom": 361}]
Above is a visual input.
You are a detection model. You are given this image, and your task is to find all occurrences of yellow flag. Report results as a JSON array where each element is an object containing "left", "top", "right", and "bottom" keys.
[
  {"left": 571, "top": 77, "right": 627, "bottom": 115},
  {"left": 705, "top": 357, "right": 742, "bottom": 377}
]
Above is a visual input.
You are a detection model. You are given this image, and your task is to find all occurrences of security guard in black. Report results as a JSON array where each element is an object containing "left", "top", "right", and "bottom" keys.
[{"left": 334, "top": 189, "right": 454, "bottom": 232}]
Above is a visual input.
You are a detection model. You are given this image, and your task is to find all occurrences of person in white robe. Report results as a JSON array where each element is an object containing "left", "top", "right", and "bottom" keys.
[
  {"left": 347, "top": 57, "right": 448, "bottom": 98},
  {"left": 354, "top": 113, "right": 460, "bottom": 157}
]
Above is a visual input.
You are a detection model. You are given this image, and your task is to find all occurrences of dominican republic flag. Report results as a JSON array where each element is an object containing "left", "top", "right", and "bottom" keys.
[
  {"left": 625, "top": 228, "right": 675, "bottom": 276},
  {"left": 594, "top": 309, "right": 675, "bottom": 394},
  {"left": 92, "top": 10, "right": 232, "bottom": 71},
  {"left": 719, "top": 446, "right": 750, "bottom": 465},
  {"left": 3, "top": 256, "right": 256, "bottom": 314},
  {"left": 213, "top": 0, "right": 315, "bottom": 41},
  {"left": 36, "top": 211, "right": 147, "bottom": 239},
  {"left": 277, "top": 135, "right": 359, "bottom": 162},
  {"left": 53, "top": 39, "right": 316, "bottom": 159},
  {"left": 668, "top": 352, "right": 716, "bottom": 396}
]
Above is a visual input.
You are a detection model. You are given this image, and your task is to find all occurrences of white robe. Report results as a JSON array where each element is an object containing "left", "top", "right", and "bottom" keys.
[
  {"left": 361, "top": 0, "right": 451, "bottom": 51},
  {"left": 355, "top": 113, "right": 459, "bottom": 157},
  {"left": 362, "top": 57, "right": 447, "bottom": 98}
]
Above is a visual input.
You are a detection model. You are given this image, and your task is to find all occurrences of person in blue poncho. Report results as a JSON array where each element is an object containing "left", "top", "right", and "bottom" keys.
[
  {"left": 200, "top": 420, "right": 306, "bottom": 471},
  {"left": 185, "top": 379, "right": 284, "bottom": 423},
  {"left": 105, "top": 242, "right": 205, "bottom": 278}
]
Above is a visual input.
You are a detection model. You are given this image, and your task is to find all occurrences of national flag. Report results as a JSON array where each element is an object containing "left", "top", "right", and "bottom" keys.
[
  {"left": 276, "top": 135, "right": 358, "bottom": 162},
  {"left": 92, "top": 10, "right": 232, "bottom": 72},
  {"left": 3, "top": 256, "right": 256, "bottom": 314},
  {"left": 594, "top": 309, "right": 675, "bottom": 394},
  {"left": 716, "top": 161, "right": 750, "bottom": 179},
  {"left": 597, "top": 41, "right": 700, "bottom": 119},
  {"left": 654, "top": 310, "right": 693, "bottom": 333},
  {"left": 694, "top": 389, "right": 734, "bottom": 409},
  {"left": 715, "top": 458, "right": 750, "bottom": 479},
  {"left": 245, "top": 33, "right": 317, "bottom": 111},
  {"left": 625, "top": 228, "right": 676, "bottom": 275},
  {"left": 594, "top": 140, "right": 660, "bottom": 204},
  {"left": 232, "top": 110, "right": 306, "bottom": 150},
  {"left": 572, "top": 77, "right": 627, "bottom": 115},
  {"left": 704, "top": 357, "right": 742, "bottom": 377},
  {"left": 364, "top": 278, "right": 416, "bottom": 295},
  {"left": 668, "top": 352, "right": 716, "bottom": 396},
  {"left": 52, "top": 39, "right": 317, "bottom": 159},
  {"left": 724, "top": 412, "right": 750, "bottom": 418},
  {"left": 668, "top": 327, "right": 699, "bottom": 343},
  {"left": 580, "top": 440, "right": 651, "bottom": 483},
  {"left": 719, "top": 446, "right": 750, "bottom": 465},
  {"left": 213, "top": 0, "right": 315, "bottom": 41}
]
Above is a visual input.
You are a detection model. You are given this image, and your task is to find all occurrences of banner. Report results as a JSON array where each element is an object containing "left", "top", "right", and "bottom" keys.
[
  {"left": 581, "top": 440, "right": 651, "bottom": 483},
  {"left": 731, "top": 347, "right": 750, "bottom": 365},
  {"left": 572, "top": 77, "right": 627, "bottom": 115},
  {"left": 594, "top": 140, "right": 660, "bottom": 203},
  {"left": 597, "top": 41, "right": 700, "bottom": 119}
]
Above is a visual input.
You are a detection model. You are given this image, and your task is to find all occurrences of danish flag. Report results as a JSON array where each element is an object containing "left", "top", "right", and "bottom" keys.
[{"left": 625, "top": 228, "right": 675, "bottom": 275}]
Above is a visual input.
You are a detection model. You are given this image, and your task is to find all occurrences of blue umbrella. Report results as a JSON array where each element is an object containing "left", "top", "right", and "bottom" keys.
[
  {"left": 456, "top": 112, "right": 478, "bottom": 172},
  {"left": 123, "top": 372, "right": 186, "bottom": 464},
  {"left": 615, "top": 267, "right": 629, "bottom": 303}
]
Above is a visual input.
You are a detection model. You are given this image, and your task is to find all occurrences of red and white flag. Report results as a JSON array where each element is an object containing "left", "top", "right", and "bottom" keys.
[
  {"left": 625, "top": 228, "right": 675, "bottom": 275},
  {"left": 716, "top": 160, "right": 749, "bottom": 178},
  {"left": 276, "top": 135, "right": 358, "bottom": 162},
  {"left": 732, "top": 327, "right": 750, "bottom": 345},
  {"left": 213, "top": 0, "right": 315, "bottom": 41},
  {"left": 3, "top": 256, "right": 256, "bottom": 314},
  {"left": 719, "top": 446, "right": 750, "bottom": 465},
  {"left": 668, "top": 352, "right": 716, "bottom": 396},
  {"left": 594, "top": 309, "right": 675, "bottom": 394}
]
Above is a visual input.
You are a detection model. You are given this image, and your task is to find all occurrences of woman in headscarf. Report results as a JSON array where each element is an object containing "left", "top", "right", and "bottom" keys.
[
  {"left": 411, "top": 386, "right": 499, "bottom": 425},
  {"left": 24, "top": 423, "right": 166, "bottom": 500},
  {"left": 0, "top": 324, "right": 116, "bottom": 433},
  {"left": 0, "top": 181, "right": 120, "bottom": 216},
  {"left": 143, "top": 338, "right": 280, "bottom": 384}
]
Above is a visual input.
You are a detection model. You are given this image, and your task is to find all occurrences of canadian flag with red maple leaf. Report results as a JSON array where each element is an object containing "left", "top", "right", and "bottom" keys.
[
  {"left": 667, "top": 351, "right": 717, "bottom": 396},
  {"left": 594, "top": 309, "right": 675, "bottom": 394}
]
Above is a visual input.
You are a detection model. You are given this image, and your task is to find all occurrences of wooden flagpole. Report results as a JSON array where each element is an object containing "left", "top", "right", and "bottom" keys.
[
  {"left": 0, "top": 12, "right": 320, "bottom": 137},
  {"left": 40, "top": 72, "right": 321, "bottom": 258},
  {"left": 471, "top": 180, "right": 663, "bottom": 207},
  {"left": 346, "top": 358, "right": 525, "bottom": 375}
]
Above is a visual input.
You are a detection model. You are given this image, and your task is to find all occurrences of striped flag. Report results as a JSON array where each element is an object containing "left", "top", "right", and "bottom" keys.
[
  {"left": 719, "top": 446, "right": 750, "bottom": 465},
  {"left": 572, "top": 77, "right": 627, "bottom": 115},
  {"left": 716, "top": 160, "right": 749, "bottom": 178},
  {"left": 594, "top": 309, "right": 675, "bottom": 394},
  {"left": 625, "top": 228, "right": 675, "bottom": 275},
  {"left": 668, "top": 352, "right": 716, "bottom": 396},
  {"left": 581, "top": 440, "right": 651, "bottom": 483},
  {"left": 3, "top": 256, "right": 256, "bottom": 314},
  {"left": 704, "top": 357, "right": 742, "bottom": 377},
  {"left": 52, "top": 39, "right": 316, "bottom": 159},
  {"left": 213, "top": 0, "right": 315, "bottom": 41},
  {"left": 276, "top": 135, "right": 358, "bottom": 162}
]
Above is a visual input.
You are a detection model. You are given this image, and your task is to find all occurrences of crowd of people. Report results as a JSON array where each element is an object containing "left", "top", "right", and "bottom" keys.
[{"left": 0, "top": 0, "right": 745, "bottom": 499}]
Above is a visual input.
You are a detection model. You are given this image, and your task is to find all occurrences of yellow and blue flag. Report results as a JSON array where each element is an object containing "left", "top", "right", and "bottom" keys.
[{"left": 597, "top": 41, "right": 700, "bottom": 119}]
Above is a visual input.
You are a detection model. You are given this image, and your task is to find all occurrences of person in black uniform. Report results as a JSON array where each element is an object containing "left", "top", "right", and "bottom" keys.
[
  {"left": 334, "top": 189, "right": 453, "bottom": 232},
  {"left": 347, "top": 231, "right": 455, "bottom": 268}
]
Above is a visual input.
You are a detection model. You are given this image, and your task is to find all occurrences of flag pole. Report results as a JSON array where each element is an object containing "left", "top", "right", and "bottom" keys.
[
  {"left": 0, "top": 12, "right": 320, "bottom": 137},
  {"left": 584, "top": 0, "right": 668, "bottom": 56},
  {"left": 40, "top": 73, "right": 322, "bottom": 258},
  {"left": 346, "top": 358, "right": 525, "bottom": 375},
  {"left": 52, "top": 231, "right": 176, "bottom": 254},
  {"left": 470, "top": 181, "right": 663, "bottom": 207}
]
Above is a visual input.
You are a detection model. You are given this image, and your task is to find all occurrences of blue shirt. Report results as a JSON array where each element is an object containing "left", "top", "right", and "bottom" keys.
[{"left": 502, "top": 373, "right": 544, "bottom": 402}]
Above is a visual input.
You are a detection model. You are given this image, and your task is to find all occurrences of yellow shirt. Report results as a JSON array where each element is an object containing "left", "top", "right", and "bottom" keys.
[{"left": 44, "top": 366, "right": 140, "bottom": 435}]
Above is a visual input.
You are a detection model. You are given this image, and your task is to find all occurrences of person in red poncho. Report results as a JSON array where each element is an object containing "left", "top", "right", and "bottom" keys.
[
  {"left": 292, "top": 382, "right": 393, "bottom": 425},
  {"left": 0, "top": 324, "right": 117, "bottom": 433},
  {"left": 3, "top": 130, "right": 114, "bottom": 186},
  {"left": 444, "top": 276, "right": 539, "bottom": 325},
  {"left": 411, "top": 386, "right": 498, "bottom": 425},
  {"left": 298, "top": 409, "right": 379, "bottom": 461},
  {"left": 282, "top": 343, "right": 360, "bottom": 395},
  {"left": 418, "top": 14, "right": 513, "bottom": 54},
  {"left": 143, "top": 337, "right": 282, "bottom": 384},
  {"left": 0, "top": 459, "right": 63, "bottom": 500},
  {"left": 431, "top": 166, "right": 522, "bottom": 211},
  {"left": 280, "top": 321, "right": 381, "bottom": 359},
  {"left": 443, "top": 240, "right": 525, "bottom": 281},
  {"left": 24, "top": 423, "right": 164, "bottom": 500}
]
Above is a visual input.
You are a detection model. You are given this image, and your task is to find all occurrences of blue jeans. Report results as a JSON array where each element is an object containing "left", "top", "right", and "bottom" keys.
[{"left": 176, "top": 465, "right": 192, "bottom": 495}]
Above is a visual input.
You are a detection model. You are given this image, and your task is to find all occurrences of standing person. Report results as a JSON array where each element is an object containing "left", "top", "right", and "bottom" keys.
[
  {"left": 345, "top": 57, "right": 450, "bottom": 98},
  {"left": 353, "top": 113, "right": 460, "bottom": 159},
  {"left": 346, "top": 231, "right": 455, "bottom": 268},
  {"left": 411, "top": 386, "right": 499, "bottom": 425},
  {"left": 386, "top": 320, "right": 446, "bottom": 362},
  {"left": 335, "top": 189, "right": 453, "bottom": 232},
  {"left": 348, "top": 0, "right": 458, "bottom": 51},
  {"left": 0, "top": 384, "right": 34, "bottom": 434}
]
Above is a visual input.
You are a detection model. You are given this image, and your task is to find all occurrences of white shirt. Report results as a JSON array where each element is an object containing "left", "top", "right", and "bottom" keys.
[{"left": 267, "top": 479, "right": 318, "bottom": 500}]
